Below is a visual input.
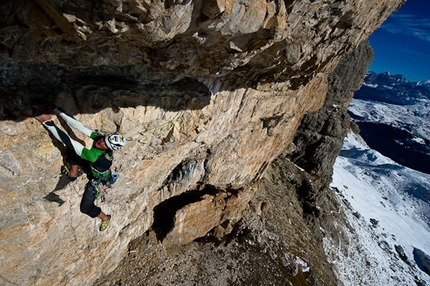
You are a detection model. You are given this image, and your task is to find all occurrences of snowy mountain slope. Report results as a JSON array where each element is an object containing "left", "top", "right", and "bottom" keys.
[
  {"left": 327, "top": 131, "right": 430, "bottom": 285},
  {"left": 348, "top": 99, "right": 430, "bottom": 141},
  {"left": 348, "top": 99, "right": 430, "bottom": 174},
  {"left": 348, "top": 72, "right": 430, "bottom": 175}
]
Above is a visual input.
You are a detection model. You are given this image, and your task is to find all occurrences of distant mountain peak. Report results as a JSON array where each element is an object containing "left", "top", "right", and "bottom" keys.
[
  {"left": 417, "top": 79, "right": 430, "bottom": 87},
  {"left": 366, "top": 71, "right": 409, "bottom": 85},
  {"left": 357, "top": 71, "right": 430, "bottom": 105}
]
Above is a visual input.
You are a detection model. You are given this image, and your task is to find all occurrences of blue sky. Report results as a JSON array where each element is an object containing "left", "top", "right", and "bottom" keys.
[{"left": 368, "top": 0, "right": 430, "bottom": 82}]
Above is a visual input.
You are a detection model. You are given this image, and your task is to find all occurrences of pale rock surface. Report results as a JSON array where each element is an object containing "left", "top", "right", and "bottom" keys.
[{"left": 0, "top": 0, "right": 403, "bottom": 285}]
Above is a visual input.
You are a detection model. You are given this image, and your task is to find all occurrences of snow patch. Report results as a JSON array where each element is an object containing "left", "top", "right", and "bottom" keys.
[
  {"left": 411, "top": 137, "right": 426, "bottom": 145},
  {"left": 363, "top": 83, "right": 378, "bottom": 88},
  {"left": 326, "top": 131, "right": 430, "bottom": 285}
]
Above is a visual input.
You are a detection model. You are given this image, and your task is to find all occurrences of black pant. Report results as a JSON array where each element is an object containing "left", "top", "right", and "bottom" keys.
[
  {"left": 66, "top": 148, "right": 104, "bottom": 218},
  {"left": 80, "top": 181, "right": 101, "bottom": 218}
]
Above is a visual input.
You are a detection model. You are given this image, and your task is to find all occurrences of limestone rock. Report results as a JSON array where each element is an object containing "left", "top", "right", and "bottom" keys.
[
  {"left": 288, "top": 40, "right": 374, "bottom": 217},
  {"left": 164, "top": 194, "right": 225, "bottom": 245},
  {"left": 0, "top": 0, "right": 404, "bottom": 285}
]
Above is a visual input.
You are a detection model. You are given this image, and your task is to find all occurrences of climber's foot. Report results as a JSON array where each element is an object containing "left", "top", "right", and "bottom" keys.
[{"left": 99, "top": 215, "right": 111, "bottom": 232}]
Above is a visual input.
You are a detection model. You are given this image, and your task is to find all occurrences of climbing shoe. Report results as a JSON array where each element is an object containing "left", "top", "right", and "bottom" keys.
[
  {"left": 61, "top": 165, "right": 69, "bottom": 175},
  {"left": 61, "top": 165, "right": 76, "bottom": 181},
  {"left": 100, "top": 215, "right": 111, "bottom": 231}
]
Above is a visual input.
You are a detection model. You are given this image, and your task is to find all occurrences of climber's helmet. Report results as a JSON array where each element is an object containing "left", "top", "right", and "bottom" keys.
[{"left": 105, "top": 134, "right": 126, "bottom": 151}]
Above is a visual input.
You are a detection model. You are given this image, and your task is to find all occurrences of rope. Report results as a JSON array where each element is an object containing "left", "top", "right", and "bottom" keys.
[
  {"left": 92, "top": 213, "right": 98, "bottom": 240},
  {"left": 172, "top": 117, "right": 193, "bottom": 140}
]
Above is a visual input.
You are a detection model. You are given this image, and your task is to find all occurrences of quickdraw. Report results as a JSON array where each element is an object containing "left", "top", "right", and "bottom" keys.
[
  {"left": 92, "top": 171, "right": 119, "bottom": 203},
  {"left": 92, "top": 179, "right": 108, "bottom": 202}
]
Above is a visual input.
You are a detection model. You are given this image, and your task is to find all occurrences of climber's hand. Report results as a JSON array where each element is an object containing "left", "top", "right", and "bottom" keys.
[{"left": 35, "top": 113, "right": 52, "bottom": 123}]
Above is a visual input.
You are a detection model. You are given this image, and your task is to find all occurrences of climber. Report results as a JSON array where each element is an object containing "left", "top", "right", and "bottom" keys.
[{"left": 35, "top": 106, "right": 126, "bottom": 231}]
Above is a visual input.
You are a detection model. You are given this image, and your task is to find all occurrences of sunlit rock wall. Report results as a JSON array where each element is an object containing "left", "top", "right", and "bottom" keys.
[{"left": 0, "top": 0, "right": 403, "bottom": 285}]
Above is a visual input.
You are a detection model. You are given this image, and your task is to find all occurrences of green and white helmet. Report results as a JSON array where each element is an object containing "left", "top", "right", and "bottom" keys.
[{"left": 105, "top": 134, "right": 126, "bottom": 150}]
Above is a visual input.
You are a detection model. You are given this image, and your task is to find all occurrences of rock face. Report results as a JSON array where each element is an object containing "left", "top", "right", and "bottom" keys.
[
  {"left": 94, "top": 36, "right": 375, "bottom": 286},
  {"left": 288, "top": 40, "right": 374, "bottom": 218},
  {"left": 0, "top": 0, "right": 403, "bottom": 285}
]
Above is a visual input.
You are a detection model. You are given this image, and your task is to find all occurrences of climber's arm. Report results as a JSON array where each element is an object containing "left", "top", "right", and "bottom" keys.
[{"left": 54, "top": 107, "right": 95, "bottom": 138}]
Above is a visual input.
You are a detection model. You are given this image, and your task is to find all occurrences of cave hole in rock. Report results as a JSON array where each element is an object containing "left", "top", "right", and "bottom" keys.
[{"left": 151, "top": 184, "right": 226, "bottom": 241}]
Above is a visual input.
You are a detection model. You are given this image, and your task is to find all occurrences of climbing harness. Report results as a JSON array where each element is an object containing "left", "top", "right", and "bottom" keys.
[{"left": 90, "top": 165, "right": 112, "bottom": 181}]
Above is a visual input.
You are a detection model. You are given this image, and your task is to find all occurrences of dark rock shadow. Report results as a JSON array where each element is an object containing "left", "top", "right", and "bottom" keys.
[
  {"left": 151, "top": 190, "right": 203, "bottom": 242},
  {"left": 42, "top": 149, "right": 92, "bottom": 207},
  {"left": 151, "top": 184, "right": 224, "bottom": 242},
  {"left": 43, "top": 191, "right": 65, "bottom": 207},
  {"left": 0, "top": 62, "right": 212, "bottom": 121},
  {"left": 43, "top": 169, "right": 78, "bottom": 207},
  {"left": 357, "top": 122, "right": 430, "bottom": 175}
]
